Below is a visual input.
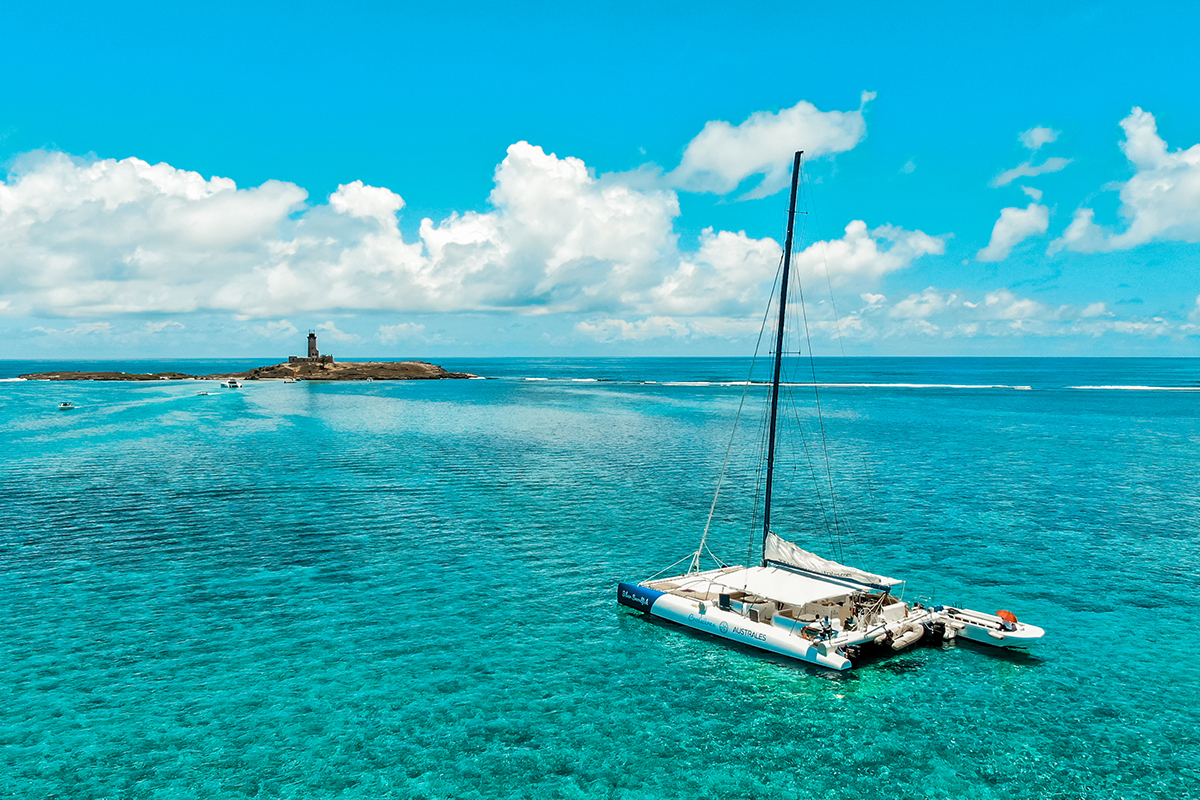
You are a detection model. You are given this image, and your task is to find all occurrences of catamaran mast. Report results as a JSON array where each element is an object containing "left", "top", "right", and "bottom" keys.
[{"left": 762, "top": 150, "right": 803, "bottom": 565}]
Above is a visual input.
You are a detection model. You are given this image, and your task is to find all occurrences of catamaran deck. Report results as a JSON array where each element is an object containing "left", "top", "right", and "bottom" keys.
[{"left": 649, "top": 565, "right": 895, "bottom": 607}]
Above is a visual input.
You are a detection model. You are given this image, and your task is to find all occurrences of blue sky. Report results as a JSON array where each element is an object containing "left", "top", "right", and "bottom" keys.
[{"left": 3, "top": 1, "right": 1200, "bottom": 358}]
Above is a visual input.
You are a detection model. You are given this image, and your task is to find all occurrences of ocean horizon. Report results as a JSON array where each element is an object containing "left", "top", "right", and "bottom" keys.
[
  {"left": 3, "top": 356, "right": 1198, "bottom": 798},
  {"left": 6, "top": 354, "right": 1200, "bottom": 384}
]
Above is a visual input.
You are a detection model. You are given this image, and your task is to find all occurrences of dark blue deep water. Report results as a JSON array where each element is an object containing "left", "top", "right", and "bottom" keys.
[{"left": 2, "top": 358, "right": 1198, "bottom": 799}]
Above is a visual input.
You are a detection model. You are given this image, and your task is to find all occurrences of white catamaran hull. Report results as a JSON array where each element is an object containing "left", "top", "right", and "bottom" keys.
[
  {"left": 619, "top": 572, "right": 1043, "bottom": 670},
  {"left": 619, "top": 582, "right": 852, "bottom": 670}
]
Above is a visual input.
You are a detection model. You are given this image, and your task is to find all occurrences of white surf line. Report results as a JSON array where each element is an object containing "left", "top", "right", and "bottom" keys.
[
  {"left": 800, "top": 382, "right": 1032, "bottom": 389},
  {"left": 1068, "top": 385, "right": 1200, "bottom": 391},
  {"left": 665, "top": 381, "right": 1031, "bottom": 389},
  {"left": 517, "top": 378, "right": 1036, "bottom": 389}
]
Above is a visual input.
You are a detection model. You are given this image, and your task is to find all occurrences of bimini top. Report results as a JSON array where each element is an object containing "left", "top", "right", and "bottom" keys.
[
  {"left": 666, "top": 565, "right": 876, "bottom": 608},
  {"left": 651, "top": 534, "right": 903, "bottom": 608}
]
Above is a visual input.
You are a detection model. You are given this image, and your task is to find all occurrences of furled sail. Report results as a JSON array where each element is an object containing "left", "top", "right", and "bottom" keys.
[{"left": 764, "top": 532, "right": 902, "bottom": 587}]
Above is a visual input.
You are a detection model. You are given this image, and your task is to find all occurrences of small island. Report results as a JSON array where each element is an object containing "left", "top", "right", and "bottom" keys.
[{"left": 20, "top": 332, "right": 477, "bottom": 382}]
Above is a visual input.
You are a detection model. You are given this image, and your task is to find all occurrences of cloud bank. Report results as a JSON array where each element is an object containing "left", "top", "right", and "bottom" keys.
[
  {"left": 575, "top": 286, "right": 1190, "bottom": 344},
  {"left": 5, "top": 99, "right": 1197, "bottom": 355},
  {"left": 1, "top": 139, "right": 937, "bottom": 324}
]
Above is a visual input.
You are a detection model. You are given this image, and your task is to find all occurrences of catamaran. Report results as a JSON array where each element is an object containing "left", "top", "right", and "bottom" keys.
[{"left": 617, "top": 151, "right": 1043, "bottom": 670}]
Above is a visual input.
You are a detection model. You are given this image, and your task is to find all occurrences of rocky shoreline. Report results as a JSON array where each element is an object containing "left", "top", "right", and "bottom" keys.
[{"left": 20, "top": 360, "right": 477, "bottom": 382}]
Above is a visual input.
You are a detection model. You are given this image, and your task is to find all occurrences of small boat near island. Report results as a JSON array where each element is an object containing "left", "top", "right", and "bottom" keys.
[
  {"left": 617, "top": 151, "right": 1043, "bottom": 671},
  {"left": 221, "top": 379, "right": 242, "bottom": 389},
  {"left": 58, "top": 401, "right": 75, "bottom": 410}
]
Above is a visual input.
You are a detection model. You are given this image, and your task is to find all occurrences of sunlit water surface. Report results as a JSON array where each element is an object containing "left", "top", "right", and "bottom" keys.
[{"left": 2, "top": 358, "right": 1198, "bottom": 799}]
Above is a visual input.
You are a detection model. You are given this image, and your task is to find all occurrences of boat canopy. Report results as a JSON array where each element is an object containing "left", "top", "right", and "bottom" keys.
[
  {"left": 764, "top": 532, "right": 902, "bottom": 588},
  {"left": 672, "top": 565, "right": 864, "bottom": 607}
]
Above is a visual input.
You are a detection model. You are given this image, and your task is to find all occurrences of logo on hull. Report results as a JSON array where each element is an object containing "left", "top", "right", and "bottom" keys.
[{"left": 617, "top": 582, "right": 664, "bottom": 611}]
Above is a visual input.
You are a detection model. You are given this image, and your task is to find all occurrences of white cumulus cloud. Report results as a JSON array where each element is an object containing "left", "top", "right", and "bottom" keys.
[
  {"left": 253, "top": 320, "right": 299, "bottom": 339},
  {"left": 977, "top": 203, "right": 1050, "bottom": 261},
  {"left": 315, "top": 320, "right": 358, "bottom": 342},
  {"left": 643, "top": 219, "right": 942, "bottom": 317},
  {"left": 329, "top": 180, "right": 404, "bottom": 223},
  {"left": 791, "top": 220, "right": 945, "bottom": 285},
  {"left": 668, "top": 92, "right": 874, "bottom": 198},
  {"left": 575, "top": 316, "right": 691, "bottom": 342},
  {"left": 378, "top": 322, "right": 427, "bottom": 343},
  {"left": 143, "top": 320, "right": 184, "bottom": 334},
  {"left": 991, "top": 157, "right": 1072, "bottom": 187},
  {"left": 843, "top": 287, "right": 1181, "bottom": 341},
  {"left": 645, "top": 228, "right": 780, "bottom": 316},
  {"left": 0, "top": 143, "right": 685, "bottom": 318},
  {"left": 1049, "top": 107, "right": 1200, "bottom": 253},
  {"left": 0, "top": 140, "right": 946, "bottom": 329},
  {"left": 30, "top": 321, "right": 114, "bottom": 336},
  {"left": 890, "top": 287, "right": 956, "bottom": 320},
  {"left": 574, "top": 315, "right": 765, "bottom": 342},
  {"left": 581, "top": 284, "right": 1192, "bottom": 346},
  {"left": 0, "top": 151, "right": 307, "bottom": 316},
  {"left": 1019, "top": 126, "right": 1060, "bottom": 150}
]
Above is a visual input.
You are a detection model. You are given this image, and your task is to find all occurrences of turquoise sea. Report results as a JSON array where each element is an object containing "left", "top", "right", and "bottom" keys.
[{"left": 2, "top": 357, "right": 1198, "bottom": 799}]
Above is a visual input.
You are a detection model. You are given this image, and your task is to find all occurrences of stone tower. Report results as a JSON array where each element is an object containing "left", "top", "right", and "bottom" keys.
[{"left": 289, "top": 331, "right": 334, "bottom": 364}]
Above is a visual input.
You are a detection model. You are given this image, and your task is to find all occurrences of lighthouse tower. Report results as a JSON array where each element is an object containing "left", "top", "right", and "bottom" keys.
[{"left": 288, "top": 331, "right": 334, "bottom": 364}]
